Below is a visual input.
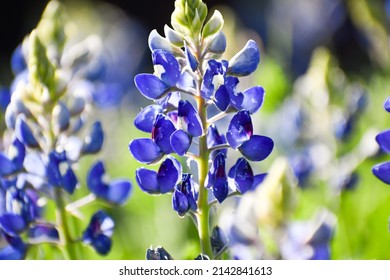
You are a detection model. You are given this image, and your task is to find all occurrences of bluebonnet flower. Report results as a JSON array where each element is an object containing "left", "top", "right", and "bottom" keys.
[
  {"left": 130, "top": 0, "right": 273, "bottom": 259},
  {"left": 82, "top": 210, "right": 114, "bottom": 255},
  {"left": 0, "top": 232, "right": 28, "bottom": 260},
  {"left": 87, "top": 161, "right": 132, "bottom": 205},
  {"left": 146, "top": 246, "right": 174, "bottom": 260},
  {"left": 172, "top": 173, "right": 198, "bottom": 217}
]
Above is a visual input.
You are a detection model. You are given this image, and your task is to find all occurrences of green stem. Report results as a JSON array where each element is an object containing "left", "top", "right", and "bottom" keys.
[
  {"left": 195, "top": 94, "right": 213, "bottom": 258},
  {"left": 54, "top": 188, "right": 77, "bottom": 260}
]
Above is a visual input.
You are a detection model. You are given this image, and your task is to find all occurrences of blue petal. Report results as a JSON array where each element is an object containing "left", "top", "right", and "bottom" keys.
[
  {"left": 91, "top": 234, "right": 112, "bottom": 255},
  {"left": 239, "top": 135, "right": 274, "bottom": 162},
  {"left": 0, "top": 153, "right": 15, "bottom": 176},
  {"left": 373, "top": 162, "right": 390, "bottom": 184},
  {"left": 148, "top": 29, "right": 175, "bottom": 53},
  {"left": 129, "top": 138, "right": 163, "bottom": 164},
  {"left": 230, "top": 158, "right": 254, "bottom": 193},
  {"left": 226, "top": 110, "right": 253, "bottom": 149},
  {"left": 152, "top": 49, "right": 181, "bottom": 85},
  {"left": 10, "top": 138, "right": 25, "bottom": 172},
  {"left": 82, "top": 211, "right": 114, "bottom": 256},
  {"left": 178, "top": 100, "right": 203, "bottom": 137},
  {"left": 185, "top": 43, "right": 199, "bottom": 71},
  {"left": 15, "top": 116, "right": 39, "bottom": 148},
  {"left": 28, "top": 224, "right": 60, "bottom": 243},
  {"left": 252, "top": 173, "right": 267, "bottom": 190},
  {"left": 214, "top": 85, "right": 230, "bottom": 111},
  {"left": 172, "top": 190, "right": 189, "bottom": 217},
  {"left": 0, "top": 213, "right": 26, "bottom": 235},
  {"left": 213, "top": 178, "right": 228, "bottom": 203},
  {"left": 227, "top": 40, "right": 260, "bottom": 76},
  {"left": 385, "top": 97, "right": 390, "bottom": 113},
  {"left": 62, "top": 167, "right": 78, "bottom": 194},
  {"left": 240, "top": 86, "right": 265, "bottom": 114},
  {"left": 53, "top": 102, "right": 70, "bottom": 132},
  {"left": 134, "top": 105, "right": 163, "bottom": 133},
  {"left": 134, "top": 74, "right": 170, "bottom": 100},
  {"left": 170, "top": 129, "right": 191, "bottom": 156},
  {"left": 0, "top": 87, "right": 10, "bottom": 111},
  {"left": 87, "top": 161, "right": 112, "bottom": 200},
  {"left": 135, "top": 168, "right": 159, "bottom": 194},
  {"left": 157, "top": 92, "right": 181, "bottom": 110},
  {"left": 106, "top": 180, "right": 132, "bottom": 205},
  {"left": 209, "top": 31, "right": 227, "bottom": 54},
  {"left": 157, "top": 156, "right": 182, "bottom": 193},
  {"left": 376, "top": 130, "right": 390, "bottom": 153},
  {"left": 11, "top": 45, "right": 27, "bottom": 75},
  {"left": 82, "top": 121, "right": 104, "bottom": 154},
  {"left": 0, "top": 234, "right": 27, "bottom": 260},
  {"left": 152, "top": 114, "right": 176, "bottom": 154}
]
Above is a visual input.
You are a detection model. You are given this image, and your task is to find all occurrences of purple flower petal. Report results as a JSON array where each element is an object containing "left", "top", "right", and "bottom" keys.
[
  {"left": 229, "top": 158, "right": 254, "bottom": 194},
  {"left": 209, "top": 31, "right": 226, "bottom": 54},
  {"left": 152, "top": 114, "right": 176, "bottom": 154},
  {"left": 106, "top": 180, "right": 132, "bottom": 205},
  {"left": 227, "top": 40, "right": 260, "bottom": 76},
  {"left": 0, "top": 234, "right": 27, "bottom": 260},
  {"left": 239, "top": 135, "right": 274, "bottom": 162},
  {"left": 134, "top": 105, "right": 163, "bottom": 133},
  {"left": 373, "top": 161, "right": 390, "bottom": 184},
  {"left": 82, "top": 210, "right": 114, "bottom": 256},
  {"left": 385, "top": 97, "right": 390, "bottom": 113},
  {"left": 376, "top": 129, "right": 390, "bottom": 153},
  {"left": 214, "top": 85, "right": 230, "bottom": 111},
  {"left": 28, "top": 224, "right": 60, "bottom": 243},
  {"left": 240, "top": 86, "right": 265, "bottom": 114},
  {"left": 87, "top": 161, "right": 131, "bottom": 204},
  {"left": 157, "top": 156, "right": 182, "bottom": 193},
  {"left": 129, "top": 138, "right": 163, "bottom": 164},
  {"left": 226, "top": 110, "right": 253, "bottom": 149},
  {"left": 178, "top": 100, "right": 203, "bottom": 137},
  {"left": 134, "top": 74, "right": 170, "bottom": 100},
  {"left": 172, "top": 190, "right": 189, "bottom": 217},
  {"left": 82, "top": 121, "right": 104, "bottom": 154},
  {"left": 135, "top": 168, "right": 159, "bottom": 194},
  {"left": 213, "top": 178, "right": 229, "bottom": 203},
  {"left": 170, "top": 129, "right": 191, "bottom": 156},
  {"left": 15, "top": 116, "right": 38, "bottom": 148},
  {"left": 184, "top": 43, "right": 199, "bottom": 71},
  {"left": 152, "top": 49, "right": 181, "bottom": 85},
  {"left": 0, "top": 153, "right": 15, "bottom": 176},
  {"left": 0, "top": 214, "right": 26, "bottom": 235}
]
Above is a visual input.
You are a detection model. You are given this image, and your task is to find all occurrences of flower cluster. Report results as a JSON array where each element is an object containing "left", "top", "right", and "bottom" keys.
[
  {"left": 129, "top": 0, "right": 273, "bottom": 258},
  {"left": 0, "top": 1, "right": 131, "bottom": 259}
]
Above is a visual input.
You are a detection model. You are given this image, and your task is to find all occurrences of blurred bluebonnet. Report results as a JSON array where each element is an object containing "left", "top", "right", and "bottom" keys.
[
  {"left": 82, "top": 210, "right": 114, "bottom": 256},
  {"left": 0, "top": 1, "right": 132, "bottom": 259},
  {"left": 129, "top": 0, "right": 273, "bottom": 259}
]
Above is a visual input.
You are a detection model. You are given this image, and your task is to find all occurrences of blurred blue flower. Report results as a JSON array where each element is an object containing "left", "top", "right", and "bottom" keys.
[
  {"left": 87, "top": 161, "right": 132, "bottom": 205},
  {"left": 82, "top": 210, "right": 114, "bottom": 255}
]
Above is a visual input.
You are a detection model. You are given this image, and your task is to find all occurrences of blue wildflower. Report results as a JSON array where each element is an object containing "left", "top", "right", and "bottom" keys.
[
  {"left": 87, "top": 161, "right": 132, "bottom": 205},
  {"left": 46, "top": 151, "right": 78, "bottom": 194},
  {"left": 172, "top": 173, "right": 198, "bottom": 217},
  {"left": 82, "top": 210, "right": 114, "bottom": 255},
  {"left": 0, "top": 232, "right": 28, "bottom": 260},
  {"left": 207, "top": 152, "right": 228, "bottom": 203}
]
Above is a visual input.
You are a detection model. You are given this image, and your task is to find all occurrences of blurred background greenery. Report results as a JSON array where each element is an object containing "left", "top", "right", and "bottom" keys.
[{"left": 2, "top": 0, "right": 390, "bottom": 259}]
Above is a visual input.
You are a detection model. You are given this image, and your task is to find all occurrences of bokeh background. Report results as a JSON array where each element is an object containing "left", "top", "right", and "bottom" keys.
[{"left": 2, "top": 0, "right": 390, "bottom": 259}]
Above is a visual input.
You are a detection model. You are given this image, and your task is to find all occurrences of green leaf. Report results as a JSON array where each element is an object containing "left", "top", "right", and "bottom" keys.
[
  {"left": 28, "top": 31, "right": 56, "bottom": 99},
  {"left": 171, "top": 0, "right": 208, "bottom": 38},
  {"left": 202, "top": 10, "right": 224, "bottom": 39}
]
